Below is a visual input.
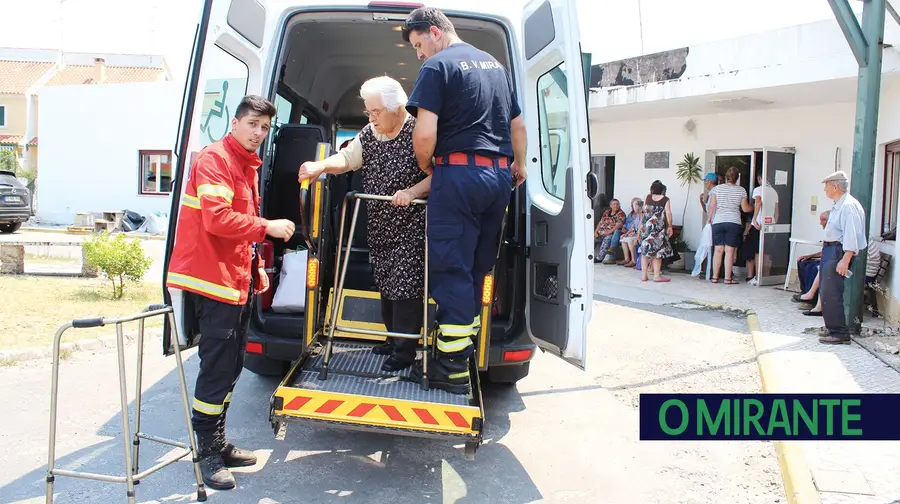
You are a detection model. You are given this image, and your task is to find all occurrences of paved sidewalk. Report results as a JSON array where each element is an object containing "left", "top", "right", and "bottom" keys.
[{"left": 594, "top": 263, "right": 900, "bottom": 504}]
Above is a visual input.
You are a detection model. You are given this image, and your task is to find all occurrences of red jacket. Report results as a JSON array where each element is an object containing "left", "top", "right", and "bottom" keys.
[{"left": 166, "top": 134, "right": 268, "bottom": 305}]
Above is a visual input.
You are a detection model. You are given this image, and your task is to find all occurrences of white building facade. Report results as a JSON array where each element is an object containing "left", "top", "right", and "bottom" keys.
[
  {"left": 588, "top": 17, "right": 900, "bottom": 318},
  {"left": 36, "top": 81, "right": 183, "bottom": 224}
]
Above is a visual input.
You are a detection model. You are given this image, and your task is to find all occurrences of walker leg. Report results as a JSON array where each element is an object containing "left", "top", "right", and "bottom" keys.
[
  {"left": 114, "top": 323, "right": 137, "bottom": 504},
  {"left": 131, "top": 318, "right": 145, "bottom": 483},
  {"left": 45, "top": 324, "right": 69, "bottom": 504},
  {"left": 167, "top": 311, "right": 208, "bottom": 502},
  {"left": 320, "top": 197, "right": 361, "bottom": 381},
  {"left": 421, "top": 206, "right": 429, "bottom": 391}
]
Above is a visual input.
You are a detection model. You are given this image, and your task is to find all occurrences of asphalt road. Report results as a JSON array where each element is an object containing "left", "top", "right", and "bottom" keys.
[{"left": 0, "top": 297, "right": 783, "bottom": 504}]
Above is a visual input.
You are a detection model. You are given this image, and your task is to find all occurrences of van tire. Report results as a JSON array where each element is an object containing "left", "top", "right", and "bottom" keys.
[
  {"left": 0, "top": 223, "right": 22, "bottom": 234},
  {"left": 244, "top": 354, "right": 291, "bottom": 377},
  {"left": 485, "top": 362, "right": 530, "bottom": 385}
]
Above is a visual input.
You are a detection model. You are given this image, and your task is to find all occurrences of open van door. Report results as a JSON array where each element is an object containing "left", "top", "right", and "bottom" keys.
[
  {"left": 521, "top": 0, "right": 594, "bottom": 369},
  {"left": 162, "top": 0, "right": 268, "bottom": 355}
]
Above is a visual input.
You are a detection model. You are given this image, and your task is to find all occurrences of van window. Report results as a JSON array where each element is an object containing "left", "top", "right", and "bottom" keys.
[
  {"left": 537, "top": 62, "right": 570, "bottom": 200},
  {"left": 274, "top": 93, "right": 293, "bottom": 127},
  {"left": 197, "top": 46, "right": 249, "bottom": 149}
]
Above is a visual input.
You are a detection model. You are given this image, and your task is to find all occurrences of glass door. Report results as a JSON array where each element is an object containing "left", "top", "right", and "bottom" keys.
[{"left": 756, "top": 148, "right": 795, "bottom": 286}]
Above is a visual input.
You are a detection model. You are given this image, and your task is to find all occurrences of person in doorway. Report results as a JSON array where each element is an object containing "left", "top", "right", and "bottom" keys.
[
  {"left": 708, "top": 166, "right": 752, "bottom": 284},
  {"left": 743, "top": 171, "right": 764, "bottom": 284},
  {"left": 619, "top": 198, "right": 643, "bottom": 268},
  {"left": 639, "top": 180, "right": 673, "bottom": 282},
  {"left": 402, "top": 7, "right": 527, "bottom": 394},
  {"left": 819, "top": 170, "right": 866, "bottom": 344},
  {"left": 166, "top": 96, "right": 295, "bottom": 490},
  {"left": 593, "top": 198, "right": 625, "bottom": 264},
  {"left": 699, "top": 172, "right": 718, "bottom": 221},
  {"left": 297, "top": 76, "right": 431, "bottom": 373}
]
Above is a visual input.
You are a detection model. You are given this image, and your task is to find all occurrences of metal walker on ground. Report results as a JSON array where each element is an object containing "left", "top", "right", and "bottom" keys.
[
  {"left": 45, "top": 304, "right": 207, "bottom": 504},
  {"left": 317, "top": 191, "right": 434, "bottom": 389}
]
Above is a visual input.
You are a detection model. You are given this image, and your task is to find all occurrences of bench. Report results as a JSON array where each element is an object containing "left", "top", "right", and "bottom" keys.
[{"left": 0, "top": 240, "right": 98, "bottom": 277}]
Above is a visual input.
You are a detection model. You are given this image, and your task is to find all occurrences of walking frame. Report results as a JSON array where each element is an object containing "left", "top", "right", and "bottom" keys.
[
  {"left": 45, "top": 304, "right": 207, "bottom": 504},
  {"left": 317, "top": 191, "right": 434, "bottom": 389}
]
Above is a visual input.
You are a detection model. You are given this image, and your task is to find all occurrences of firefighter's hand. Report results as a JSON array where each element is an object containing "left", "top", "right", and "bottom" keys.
[
  {"left": 266, "top": 219, "right": 295, "bottom": 240},
  {"left": 297, "top": 161, "right": 322, "bottom": 184},
  {"left": 392, "top": 189, "right": 414, "bottom": 206},
  {"left": 254, "top": 267, "right": 270, "bottom": 295},
  {"left": 511, "top": 160, "right": 527, "bottom": 187}
]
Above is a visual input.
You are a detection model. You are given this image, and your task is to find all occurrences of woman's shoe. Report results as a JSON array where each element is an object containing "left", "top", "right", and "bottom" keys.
[{"left": 803, "top": 310, "right": 823, "bottom": 316}]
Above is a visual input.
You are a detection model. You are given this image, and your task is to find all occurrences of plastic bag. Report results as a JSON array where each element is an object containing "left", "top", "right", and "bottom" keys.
[
  {"left": 271, "top": 249, "right": 308, "bottom": 313},
  {"left": 691, "top": 223, "right": 713, "bottom": 277}
]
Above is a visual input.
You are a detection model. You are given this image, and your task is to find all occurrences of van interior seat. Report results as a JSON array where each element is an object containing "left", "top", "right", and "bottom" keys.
[{"left": 267, "top": 123, "right": 328, "bottom": 251}]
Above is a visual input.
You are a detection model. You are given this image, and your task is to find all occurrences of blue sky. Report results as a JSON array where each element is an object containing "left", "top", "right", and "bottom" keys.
[{"left": 3, "top": 0, "right": 856, "bottom": 84}]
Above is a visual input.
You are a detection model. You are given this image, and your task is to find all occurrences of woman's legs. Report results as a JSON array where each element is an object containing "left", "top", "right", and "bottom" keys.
[
  {"left": 801, "top": 271, "right": 821, "bottom": 301},
  {"left": 641, "top": 253, "right": 650, "bottom": 281},
  {"left": 653, "top": 258, "right": 669, "bottom": 282},
  {"left": 725, "top": 246, "right": 736, "bottom": 282},
  {"left": 621, "top": 240, "right": 632, "bottom": 263},
  {"left": 712, "top": 245, "right": 725, "bottom": 282}
]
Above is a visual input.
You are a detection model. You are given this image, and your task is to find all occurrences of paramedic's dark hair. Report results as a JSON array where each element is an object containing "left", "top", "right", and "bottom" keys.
[
  {"left": 403, "top": 7, "right": 456, "bottom": 42},
  {"left": 235, "top": 95, "right": 276, "bottom": 120}
]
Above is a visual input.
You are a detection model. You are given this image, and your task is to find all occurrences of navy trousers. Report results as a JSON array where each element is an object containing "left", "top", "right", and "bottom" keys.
[
  {"left": 428, "top": 159, "right": 512, "bottom": 359},
  {"left": 821, "top": 244, "right": 849, "bottom": 337}
]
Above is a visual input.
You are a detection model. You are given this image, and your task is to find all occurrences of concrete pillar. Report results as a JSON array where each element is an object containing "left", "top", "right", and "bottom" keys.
[{"left": 1, "top": 245, "right": 25, "bottom": 275}]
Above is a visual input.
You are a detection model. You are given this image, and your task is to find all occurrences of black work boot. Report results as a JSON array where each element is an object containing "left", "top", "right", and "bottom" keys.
[
  {"left": 218, "top": 405, "right": 257, "bottom": 467},
  {"left": 411, "top": 357, "right": 471, "bottom": 395},
  {"left": 195, "top": 429, "right": 235, "bottom": 490}
]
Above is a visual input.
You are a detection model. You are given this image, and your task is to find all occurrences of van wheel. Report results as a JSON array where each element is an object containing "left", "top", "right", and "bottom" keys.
[
  {"left": 0, "top": 223, "right": 21, "bottom": 234},
  {"left": 244, "top": 354, "right": 291, "bottom": 377},
  {"left": 485, "top": 362, "right": 530, "bottom": 385}
]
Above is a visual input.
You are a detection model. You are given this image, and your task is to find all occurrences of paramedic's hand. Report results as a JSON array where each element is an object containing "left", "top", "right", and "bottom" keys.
[
  {"left": 254, "top": 267, "right": 270, "bottom": 295},
  {"left": 266, "top": 219, "right": 295, "bottom": 241},
  {"left": 511, "top": 160, "right": 527, "bottom": 187},
  {"left": 297, "top": 161, "right": 323, "bottom": 184},
  {"left": 392, "top": 189, "right": 414, "bottom": 206}
]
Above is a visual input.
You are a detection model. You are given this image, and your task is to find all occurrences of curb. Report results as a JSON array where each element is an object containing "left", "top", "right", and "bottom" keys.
[
  {"left": 0, "top": 328, "right": 163, "bottom": 366},
  {"left": 746, "top": 313, "right": 821, "bottom": 504},
  {"left": 20, "top": 226, "right": 166, "bottom": 241}
]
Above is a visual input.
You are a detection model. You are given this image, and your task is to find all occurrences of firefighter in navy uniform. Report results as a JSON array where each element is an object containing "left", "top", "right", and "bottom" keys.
[
  {"left": 402, "top": 7, "right": 528, "bottom": 395},
  {"left": 166, "top": 96, "right": 295, "bottom": 489}
]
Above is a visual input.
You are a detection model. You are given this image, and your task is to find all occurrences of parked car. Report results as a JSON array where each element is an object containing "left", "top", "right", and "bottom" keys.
[{"left": 0, "top": 170, "right": 33, "bottom": 233}]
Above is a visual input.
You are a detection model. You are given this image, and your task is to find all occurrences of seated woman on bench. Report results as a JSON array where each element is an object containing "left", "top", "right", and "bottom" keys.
[{"left": 297, "top": 76, "right": 432, "bottom": 372}]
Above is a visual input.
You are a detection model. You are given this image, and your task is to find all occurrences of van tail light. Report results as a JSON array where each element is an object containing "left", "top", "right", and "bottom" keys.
[
  {"left": 246, "top": 342, "right": 263, "bottom": 355},
  {"left": 481, "top": 274, "right": 494, "bottom": 305},
  {"left": 503, "top": 349, "right": 533, "bottom": 362},
  {"left": 260, "top": 240, "right": 276, "bottom": 311},
  {"left": 306, "top": 257, "right": 319, "bottom": 289}
]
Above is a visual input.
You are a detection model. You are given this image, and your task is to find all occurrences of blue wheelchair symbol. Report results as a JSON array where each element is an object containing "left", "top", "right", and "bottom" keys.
[{"left": 199, "top": 81, "right": 230, "bottom": 144}]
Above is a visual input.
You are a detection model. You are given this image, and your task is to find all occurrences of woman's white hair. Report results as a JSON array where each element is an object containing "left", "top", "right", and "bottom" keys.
[{"left": 359, "top": 76, "right": 408, "bottom": 112}]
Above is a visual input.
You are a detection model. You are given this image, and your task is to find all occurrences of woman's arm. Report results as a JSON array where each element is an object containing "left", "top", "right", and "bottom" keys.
[
  {"left": 665, "top": 200, "right": 674, "bottom": 237},
  {"left": 708, "top": 195, "right": 718, "bottom": 224}
]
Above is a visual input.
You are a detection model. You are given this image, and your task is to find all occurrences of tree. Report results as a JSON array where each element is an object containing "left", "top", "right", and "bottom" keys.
[
  {"left": 676, "top": 152, "right": 703, "bottom": 225},
  {"left": 82, "top": 232, "right": 153, "bottom": 299}
]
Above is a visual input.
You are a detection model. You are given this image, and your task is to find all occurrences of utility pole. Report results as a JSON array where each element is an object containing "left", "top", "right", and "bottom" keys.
[{"left": 826, "top": 0, "right": 886, "bottom": 334}]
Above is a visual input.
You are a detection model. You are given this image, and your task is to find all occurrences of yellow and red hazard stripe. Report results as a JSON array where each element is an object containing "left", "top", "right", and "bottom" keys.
[{"left": 275, "top": 388, "right": 481, "bottom": 436}]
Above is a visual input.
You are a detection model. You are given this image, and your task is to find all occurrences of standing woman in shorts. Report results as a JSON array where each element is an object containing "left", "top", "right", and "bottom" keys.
[{"left": 707, "top": 166, "right": 752, "bottom": 284}]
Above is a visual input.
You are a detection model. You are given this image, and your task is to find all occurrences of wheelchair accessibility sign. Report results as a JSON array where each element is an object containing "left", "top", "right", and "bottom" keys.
[{"left": 197, "top": 78, "right": 244, "bottom": 147}]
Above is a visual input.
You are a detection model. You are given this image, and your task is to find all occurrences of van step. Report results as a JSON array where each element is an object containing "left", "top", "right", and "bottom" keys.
[{"left": 324, "top": 288, "right": 436, "bottom": 342}]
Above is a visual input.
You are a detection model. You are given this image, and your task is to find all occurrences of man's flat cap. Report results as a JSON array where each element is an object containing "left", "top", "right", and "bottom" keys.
[{"left": 822, "top": 170, "right": 849, "bottom": 183}]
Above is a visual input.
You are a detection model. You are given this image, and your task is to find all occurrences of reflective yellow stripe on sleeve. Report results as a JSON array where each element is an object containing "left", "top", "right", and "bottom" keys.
[
  {"left": 167, "top": 272, "right": 241, "bottom": 303},
  {"left": 197, "top": 184, "right": 234, "bottom": 204},
  {"left": 181, "top": 193, "right": 201, "bottom": 209}
]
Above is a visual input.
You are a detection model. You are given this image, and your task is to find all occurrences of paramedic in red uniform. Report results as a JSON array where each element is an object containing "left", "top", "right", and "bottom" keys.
[
  {"left": 402, "top": 7, "right": 527, "bottom": 395},
  {"left": 166, "top": 95, "right": 295, "bottom": 490}
]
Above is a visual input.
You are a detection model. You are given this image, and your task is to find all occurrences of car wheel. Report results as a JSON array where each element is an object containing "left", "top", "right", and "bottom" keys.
[
  {"left": 0, "top": 223, "right": 21, "bottom": 234},
  {"left": 485, "top": 362, "right": 530, "bottom": 386},
  {"left": 244, "top": 353, "right": 292, "bottom": 377}
]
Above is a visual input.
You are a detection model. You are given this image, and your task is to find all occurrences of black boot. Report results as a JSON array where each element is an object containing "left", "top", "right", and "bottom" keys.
[
  {"left": 411, "top": 357, "right": 470, "bottom": 395},
  {"left": 218, "top": 405, "right": 257, "bottom": 467},
  {"left": 195, "top": 429, "right": 235, "bottom": 490},
  {"left": 372, "top": 342, "right": 395, "bottom": 356}
]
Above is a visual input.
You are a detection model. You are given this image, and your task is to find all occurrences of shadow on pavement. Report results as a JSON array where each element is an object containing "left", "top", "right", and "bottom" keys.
[{"left": 2, "top": 350, "right": 540, "bottom": 504}]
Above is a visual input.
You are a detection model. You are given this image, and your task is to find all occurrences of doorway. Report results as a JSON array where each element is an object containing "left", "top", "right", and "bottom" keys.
[{"left": 591, "top": 155, "right": 615, "bottom": 227}]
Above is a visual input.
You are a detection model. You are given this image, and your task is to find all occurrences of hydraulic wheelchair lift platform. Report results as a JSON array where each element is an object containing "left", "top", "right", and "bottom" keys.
[{"left": 270, "top": 192, "right": 485, "bottom": 458}]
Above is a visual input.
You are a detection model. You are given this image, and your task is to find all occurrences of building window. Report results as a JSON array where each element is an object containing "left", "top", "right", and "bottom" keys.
[
  {"left": 536, "top": 62, "right": 570, "bottom": 200},
  {"left": 0, "top": 105, "right": 6, "bottom": 128},
  {"left": 274, "top": 93, "right": 293, "bottom": 127},
  {"left": 882, "top": 142, "right": 900, "bottom": 236},
  {"left": 140, "top": 150, "right": 173, "bottom": 195}
]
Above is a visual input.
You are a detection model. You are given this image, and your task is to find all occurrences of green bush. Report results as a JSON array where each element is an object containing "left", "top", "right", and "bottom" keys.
[{"left": 82, "top": 232, "right": 153, "bottom": 299}]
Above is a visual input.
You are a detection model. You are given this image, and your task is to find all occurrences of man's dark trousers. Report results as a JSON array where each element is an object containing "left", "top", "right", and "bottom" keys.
[
  {"left": 820, "top": 244, "right": 850, "bottom": 338},
  {"left": 428, "top": 157, "right": 512, "bottom": 360},
  {"left": 190, "top": 292, "right": 252, "bottom": 434}
]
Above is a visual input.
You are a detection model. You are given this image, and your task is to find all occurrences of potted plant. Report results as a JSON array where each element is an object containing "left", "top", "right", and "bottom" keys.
[{"left": 675, "top": 152, "right": 703, "bottom": 227}]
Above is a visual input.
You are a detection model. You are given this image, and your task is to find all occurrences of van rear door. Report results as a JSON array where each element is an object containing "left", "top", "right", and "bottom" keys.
[
  {"left": 163, "top": 0, "right": 269, "bottom": 355},
  {"left": 521, "top": 0, "right": 593, "bottom": 369}
]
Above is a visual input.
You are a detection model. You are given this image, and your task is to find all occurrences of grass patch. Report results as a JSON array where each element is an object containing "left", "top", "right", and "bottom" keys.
[{"left": 0, "top": 275, "right": 163, "bottom": 350}]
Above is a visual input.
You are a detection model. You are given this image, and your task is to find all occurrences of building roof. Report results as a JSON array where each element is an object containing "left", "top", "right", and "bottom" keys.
[
  {"left": 0, "top": 60, "right": 55, "bottom": 94},
  {"left": 45, "top": 64, "right": 167, "bottom": 86},
  {"left": 0, "top": 135, "right": 24, "bottom": 146}
]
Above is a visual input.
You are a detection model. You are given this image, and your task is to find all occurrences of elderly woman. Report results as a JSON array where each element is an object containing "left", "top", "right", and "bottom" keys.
[{"left": 297, "top": 76, "right": 430, "bottom": 373}]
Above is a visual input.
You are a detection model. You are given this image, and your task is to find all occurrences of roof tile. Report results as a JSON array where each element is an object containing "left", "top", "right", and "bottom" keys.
[
  {"left": 0, "top": 60, "right": 55, "bottom": 94},
  {"left": 45, "top": 65, "right": 166, "bottom": 86}
]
